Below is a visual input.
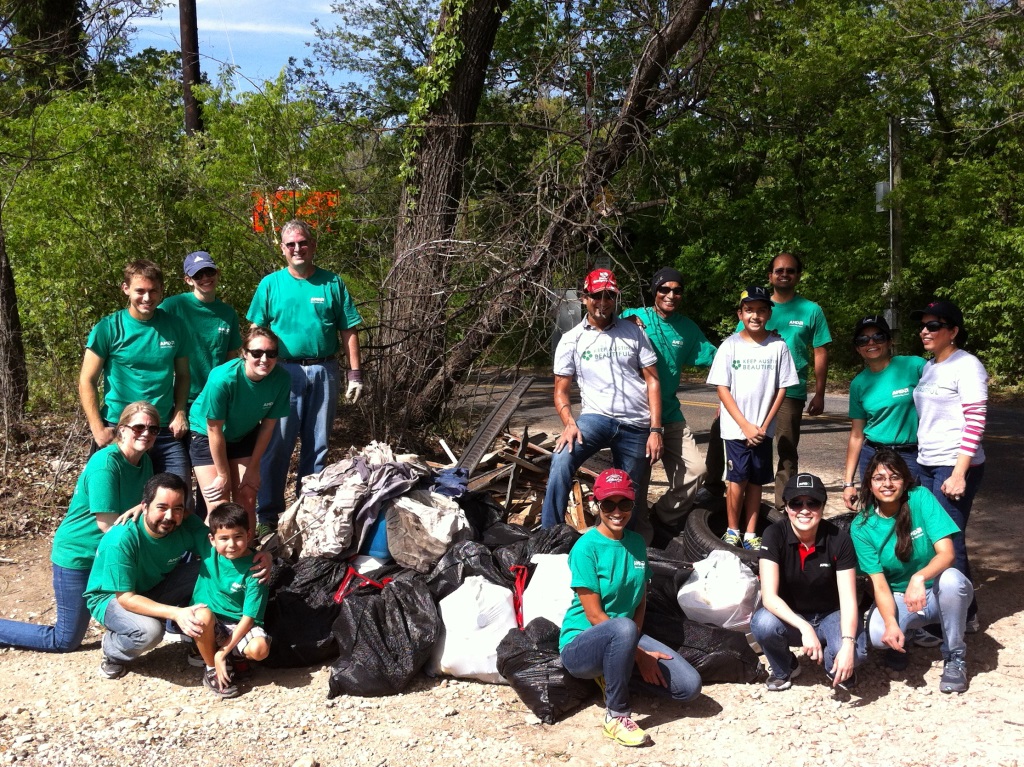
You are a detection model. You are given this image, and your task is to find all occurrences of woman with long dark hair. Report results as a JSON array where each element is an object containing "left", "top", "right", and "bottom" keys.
[{"left": 850, "top": 449, "right": 974, "bottom": 693}]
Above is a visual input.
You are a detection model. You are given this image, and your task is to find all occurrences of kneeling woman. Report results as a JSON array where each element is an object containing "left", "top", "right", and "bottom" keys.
[
  {"left": 850, "top": 449, "right": 974, "bottom": 694},
  {"left": 752, "top": 473, "right": 867, "bottom": 691},
  {"left": 189, "top": 326, "right": 291, "bottom": 529},
  {"left": 560, "top": 469, "right": 701, "bottom": 748}
]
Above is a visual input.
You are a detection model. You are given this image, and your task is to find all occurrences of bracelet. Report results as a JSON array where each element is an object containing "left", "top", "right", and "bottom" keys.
[
  {"left": 842, "top": 482, "right": 856, "bottom": 489},
  {"left": 649, "top": 427, "right": 664, "bottom": 434},
  {"left": 842, "top": 635, "right": 855, "bottom": 642}
]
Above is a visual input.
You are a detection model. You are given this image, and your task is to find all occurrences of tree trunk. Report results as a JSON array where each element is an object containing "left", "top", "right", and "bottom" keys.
[{"left": 0, "top": 215, "right": 29, "bottom": 426}]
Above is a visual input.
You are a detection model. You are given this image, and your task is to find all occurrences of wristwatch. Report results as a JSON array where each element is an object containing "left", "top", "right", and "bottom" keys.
[{"left": 650, "top": 427, "right": 664, "bottom": 434}]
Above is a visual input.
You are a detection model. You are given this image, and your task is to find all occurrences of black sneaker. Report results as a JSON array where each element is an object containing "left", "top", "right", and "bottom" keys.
[
  {"left": 826, "top": 669, "right": 858, "bottom": 691},
  {"left": 883, "top": 648, "right": 910, "bottom": 671},
  {"left": 187, "top": 643, "right": 205, "bottom": 667},
  {"left": 202, "top": 667, "right": 239, "bottom": 698},
  {"left": 939, "top": 653, "right": 968, "bottom": 694},
  {"left": 765, "top": 654, "right": 802, "bottom": 691},
  {"left": 99, "top": 657, "right": 127, "bottom": 680}
]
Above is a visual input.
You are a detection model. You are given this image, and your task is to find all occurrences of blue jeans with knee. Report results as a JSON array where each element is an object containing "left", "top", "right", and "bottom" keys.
[
  {"left": 100, "top": 561, "right": 199, "bottom": 663},
  {"left": 541, "top": 414, "right": 650, "bottom": 529},
  {"left": 750, "top": 607, "right": 867, "bottom": 679},
  {"left": 560, "top": 617, "right": 702, "bottom": 717},
  {"left": 0, "top": 564, "right": 91, "bottom": 652},
  {"left": 257, "top": 359, "right": 340, "bottom": 524},
  {"left": 867, "top": 568, "right": 974, "bottom": 657}
]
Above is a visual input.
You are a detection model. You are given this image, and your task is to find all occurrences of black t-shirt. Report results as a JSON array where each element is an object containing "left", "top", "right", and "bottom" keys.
[{"left": 759, "top": 517, "right": 858, "bottom": 615}]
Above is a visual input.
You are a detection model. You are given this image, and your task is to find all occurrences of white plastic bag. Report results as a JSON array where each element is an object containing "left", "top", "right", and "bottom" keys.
[
  {"left": 385, "top": 490, "right": 473, "bottom": 572},
  {"left": 676, "top": 549, "right": 760, "bottom": 631},
  {"left": 521, "top": 553, "right": 574, "bottom": 628},
  {"left": 429, "top": 576, "right": 518, "bottom": 684}
]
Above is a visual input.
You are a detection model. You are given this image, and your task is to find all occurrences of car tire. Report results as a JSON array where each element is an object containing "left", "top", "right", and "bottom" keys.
[{"left": 679, "top": 496, "right": 783, "bottom": 566}]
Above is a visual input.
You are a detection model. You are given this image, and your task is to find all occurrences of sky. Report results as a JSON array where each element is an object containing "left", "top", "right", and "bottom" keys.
[{"left": 131, "top": 0, "right": 335, "bottom": 88}]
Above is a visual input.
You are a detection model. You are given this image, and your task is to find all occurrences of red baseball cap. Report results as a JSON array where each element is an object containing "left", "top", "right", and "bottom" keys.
[
  {"left": 592, "top": 468, "right": 635, "bottom": 501},
  {"left": 583, "top": 269, "right": 619, "bottom": 294}
]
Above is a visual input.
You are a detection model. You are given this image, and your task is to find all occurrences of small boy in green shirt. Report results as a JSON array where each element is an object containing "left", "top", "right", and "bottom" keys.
[{"left": 191, "top": 503, "right": 270, "bottom": 698}]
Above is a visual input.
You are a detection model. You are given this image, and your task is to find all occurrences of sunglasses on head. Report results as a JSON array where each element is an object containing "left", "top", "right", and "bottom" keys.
[
  {"left": 125, "top": 423, "right": 158, "bottom": 437},
  {"left": 599, "top": 498, "right": 635, "bottom": 513},
  {"left": 247, "top": 348, "right": 279, "bottom": 359},
  {"left": 854, "top": 332, "right": 888, "bottom": 347},
  {"left": 919, "top": 320, "right": 951, "bottom": 332},
  {"left": 787, "top": 498, "right": 823, "bottom": 512},
  {"left": 656, "top": 286, "right": 683, "bottom": 296}
]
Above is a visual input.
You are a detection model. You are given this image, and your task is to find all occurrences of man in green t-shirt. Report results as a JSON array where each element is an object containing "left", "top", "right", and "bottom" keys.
[
  {"left": 622, "top": 267, "right": 716, "bottom": 534},
  {"left": 85, "top": 473, "right": 207, "bottom": 680},
  {"left": 246, "top": 220, "right": 364, "bottom": 534},
  {"left": 707, "top": 253, "right": 832, "bottom": 508},
  {"left": 161, "top": 251, "right": 243, "bottom": 408},
  {"left": 79, "top": 260, "right": 192, "bottom": 491}
]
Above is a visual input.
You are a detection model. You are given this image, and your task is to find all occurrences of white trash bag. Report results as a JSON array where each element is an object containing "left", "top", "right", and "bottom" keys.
[
  {"left": 676, "top": 549, "right": 760, "bottom": 631},
  {"left": 429, "top": 576, "right": 518, "bottom": 684},
  {"left": 521, "top": 553, "right": 574, "bottom": 628}
]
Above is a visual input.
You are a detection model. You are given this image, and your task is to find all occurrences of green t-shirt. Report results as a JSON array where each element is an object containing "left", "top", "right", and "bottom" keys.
[
  {"left": 246, "top": 267, "right": 362, "bottom": 360},
  {"left": 85, "top": 308, "right": 192, "bottom": 422},
  {"left": 620, "top": 307, "right": 716, "bottom": 425},
  {"left": 85, "top": 513, "right": 208, "bottom": 623},
  {"left": 160, "top": 293, "right": 242, "bottom": 405},
  {"left": 191, "top": 538, "right": 269, "bottom": 626},
  {"left": 559, "top": 528, "right": 650, "bottom": 651},
  {"left": 850, "top": 486, "right": 960, "bottom": 592},
  {"left": 188, "top": 358, "right": 291, "bottom": 441},
  {"left": 739, "top": 294, "right": 831, "bottom": 401},
  {"left": 848, "top": 355, "right": 927, "bottom": 446},
  {"left": 51, "top": 446, "right": 153, "bottom": 571}
]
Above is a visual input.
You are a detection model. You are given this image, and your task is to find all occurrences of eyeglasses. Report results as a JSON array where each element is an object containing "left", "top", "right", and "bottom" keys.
[
  {"left": 854, "top": 332, "right": 888, "bottom": 347},
  {"left": 919, "top": 320, "right": 951, "bottom": 332},
  {"left": 599, "top": 498, "right": 635, "bottom": 513},
  {"left": 247, "top": 348, "right": 279, "bottom": 359},
  {"left": 656, "top": 286, "right": 684, "bottom": 296},
  {"left": 871, "top": 474, "right": 904, "bottom": 484},
  {"left": 787, "top": 498, "right": 823, "bottom": 511},
  {"left": 773, "top": 267, "right": 798, "bottom": 275},
  {"left": 125, "top": 424, "right": 158, "bottom": 437},
  {"left": 588, "top": 291, "right": 617, "bottom": 302},
  {"left": 283, "top": 240, "right": 309, "bottom": 250}
]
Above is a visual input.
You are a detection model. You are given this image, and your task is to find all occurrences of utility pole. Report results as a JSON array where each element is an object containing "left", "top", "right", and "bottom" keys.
[
  {"left": 179, "top": 0, "right": 203, "bottom": 134},
  {"left": 889, "top": 116, "right": 902, "bottom": 345}
]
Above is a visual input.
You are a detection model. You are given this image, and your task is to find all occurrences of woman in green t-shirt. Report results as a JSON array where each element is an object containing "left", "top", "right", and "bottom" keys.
[
  {"left": 0, "top": 401, "right": 157, "bottom": 652},
  {"left": 189, "top": 325, "right": 290, "bottom": 532},
  {"left": 559, "top": 469, "right": 701, "bottom": 748},
  {"left": 842, "top": 315, "right": 926, "bottom": 511},
  {"left": 850, "top": 449, "right": 974, "bottom": 694}
]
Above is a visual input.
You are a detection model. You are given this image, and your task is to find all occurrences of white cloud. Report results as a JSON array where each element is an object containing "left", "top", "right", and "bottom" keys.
[{"left": 134, "top": 16, "right": 313, "bottom": 37}]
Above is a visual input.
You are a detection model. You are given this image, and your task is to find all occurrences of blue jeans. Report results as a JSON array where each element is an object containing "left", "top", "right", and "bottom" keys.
[
  {"left": 0, "top": 564, "right": 91, "bottom": 652},
  {"left": 560, "top": 617, "right": 701, "bottom": 717},
  {"left": 750, "top": 607, "right": 867, "bottom": 680},
  {"left": 100, "top": 560, "right": 199, "bottom": 663},
  {"left": 866, "top": 568, "right": 974, "bottom": 657},
  {"left": 257, "top": 359, "right": 340, "bottom": 524},
  {"left": 918, "top": 462, "right": 984, "bottom": 588},
  {"left": 858, "top": 444, "right": 922, "bottom": 487},
  {"left": 541, "top": 414, "right": 650, "bottom": 529}
]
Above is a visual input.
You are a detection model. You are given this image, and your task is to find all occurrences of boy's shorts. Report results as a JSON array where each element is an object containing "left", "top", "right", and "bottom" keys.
[
  {"left": 214, "top": 619, "right": 270, "bottom": 657},
  {"left": 724, "top": 438, "right": 774, "bottom": 485}
]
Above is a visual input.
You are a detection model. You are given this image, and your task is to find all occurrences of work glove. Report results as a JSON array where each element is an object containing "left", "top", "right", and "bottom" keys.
[{"left": 346, "top": 369, "right": 364, "bottom": 403}]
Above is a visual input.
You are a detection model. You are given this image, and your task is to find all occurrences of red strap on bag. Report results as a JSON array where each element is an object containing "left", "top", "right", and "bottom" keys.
[
  {"left": 509, "top": 564, "right": 530, "bottom": 630},
  {"left": 333, "top": 566, "right": 393, "bottom": 604}
]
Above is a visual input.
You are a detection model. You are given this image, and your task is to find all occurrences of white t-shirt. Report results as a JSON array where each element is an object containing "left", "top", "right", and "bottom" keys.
[
  {"left": 914, "top": 349, "right": 988, "bottom": 466},
  {"left": 707, "top": 332, "right": 799, "bottom": 440},
  {"left": 553, "top": 318, "right": 658, "bottom": 427}
]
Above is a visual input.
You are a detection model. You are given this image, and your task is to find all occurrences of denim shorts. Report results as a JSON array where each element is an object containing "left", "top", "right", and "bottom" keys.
[{"left": 725, "top": 438, "right": 774, "bottom": 485}]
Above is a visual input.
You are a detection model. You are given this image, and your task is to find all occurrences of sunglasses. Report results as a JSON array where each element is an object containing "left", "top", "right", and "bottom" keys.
[
  {"left": 247, "top": 348, "right": 279, "bottom": 359},
  {"left": 191, "top": 268, "right": 217, "bottom": 280},
  {"left": 599, "top": 498, "right": 635, "bottom": 513},
  {"left": 773, "top": 267, "right": 798, "bottom": 275},
  {"left": 125, "top": 423, "right": 158, "bottom": 437},
  {"left": 656, "top": 286, "right": 684, "bottom": 296},
  {"left": 283, "top": 240, "right": 309, "bottom": 250},
  {"left": 787, "top": 498, "right": 823, "bottom": 512},
  {"left": 854, "top": 332, "right": 888, "bottom": 347},
  {"left": 919, "top": 320, "right": 951, "bottom": 332},
  {"left": 588, "top": 291, "right": 617, "bottom": 302}
]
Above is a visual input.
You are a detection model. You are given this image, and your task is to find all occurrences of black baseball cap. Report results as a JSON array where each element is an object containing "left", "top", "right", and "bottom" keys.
[
  {"left": 783, "top": 473, "right": 828, "bottom": 504},
  {"left": 853, "top": 314, "right": 891, "bottom": 340}
]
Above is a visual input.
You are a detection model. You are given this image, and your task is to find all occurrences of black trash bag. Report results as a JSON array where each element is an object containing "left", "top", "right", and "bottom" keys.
[
  {"left": 647, "top": 549, "right": 694, "bottom": 608},
  {"left": 263, "top": 555, "right": 353, "bottom": 668},
  {"left": 456, "top": 491, "right": 506, "bottom": 539},
  {"left": 424, "top": 540, "right": 507, "bottom": 601},
  {"left": 643, "top": 597, "right": 761, "bottom": 684},
  {"left": 493, "top": 524, "right": 580, "bottom": 585},
  {"left": 328, "top": 575, "right": 441, "bottom": 697},
  {"left": 481, "top": 522, "right": 531, "bottom": 549},
  {"left": 496, "top": 618, "right": 595, "bottom": 724}
]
